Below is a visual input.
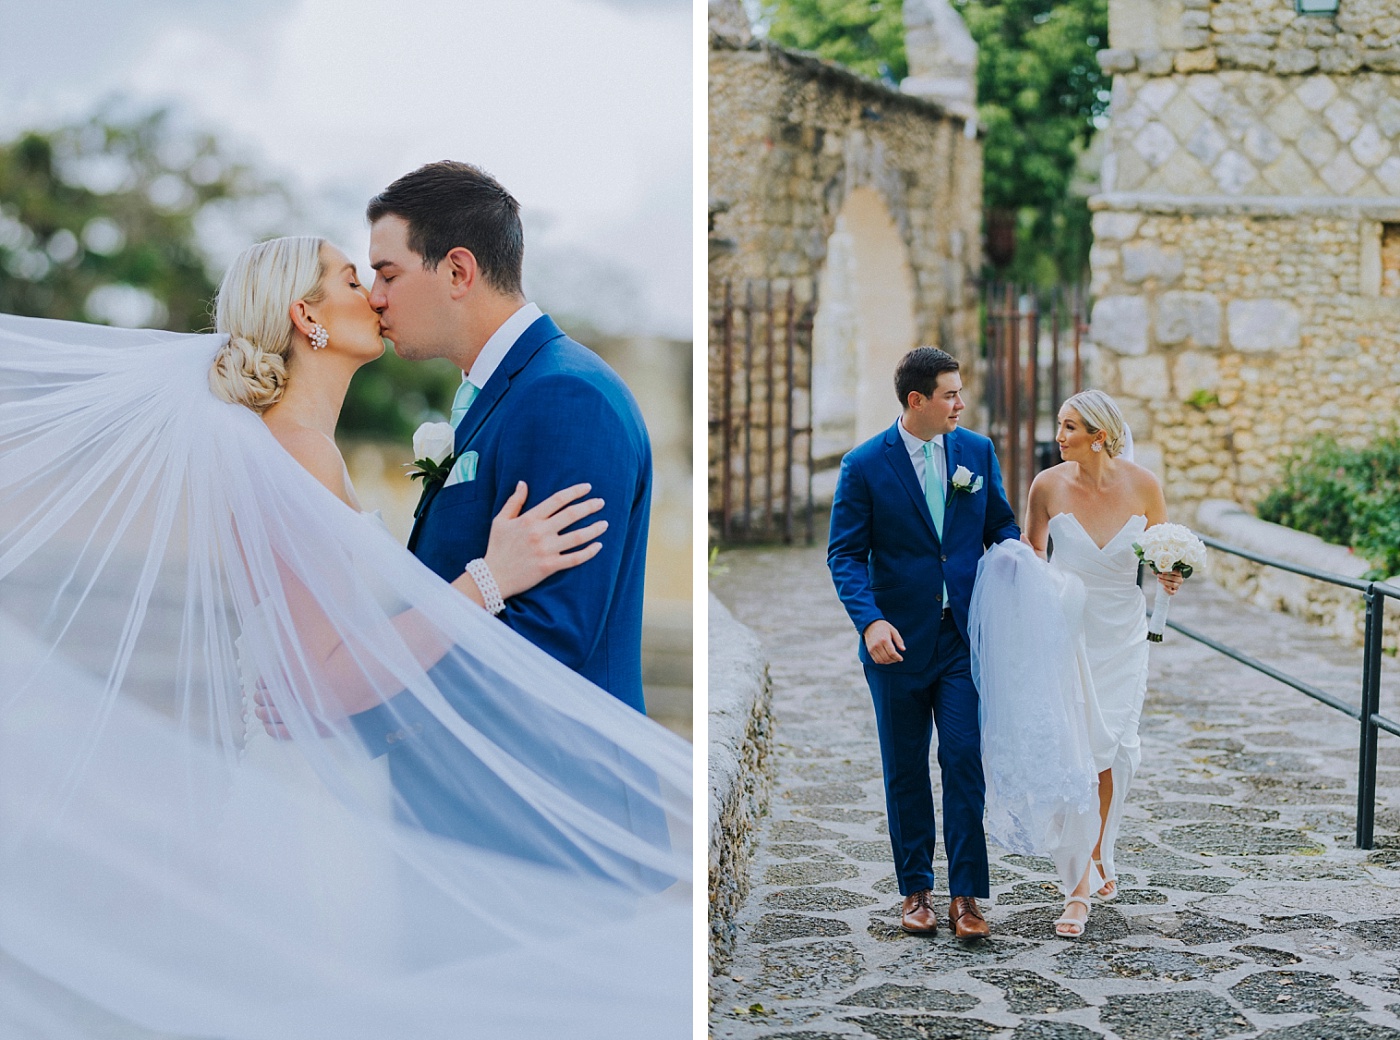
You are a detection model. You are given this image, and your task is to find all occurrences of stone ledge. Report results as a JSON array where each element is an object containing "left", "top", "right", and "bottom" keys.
[
  {"left": 1195, "top": 499, "right": 1400, "bottom": 647},
  {"left": 708, "top": 592, "right": 774, "bottom": 970},
  {"left": 1091, "top": 192, "right": 1400, "bottom": 220}
]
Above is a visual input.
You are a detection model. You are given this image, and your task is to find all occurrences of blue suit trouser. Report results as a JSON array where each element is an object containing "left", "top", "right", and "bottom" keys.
[{"left": 864, "top": 618, "right": 989, "bottom": 899}]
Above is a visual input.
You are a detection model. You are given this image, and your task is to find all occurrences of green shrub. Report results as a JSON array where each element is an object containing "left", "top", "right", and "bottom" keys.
[{"left": 1255, "top": 434, "right": 1400, "bottom": 580}]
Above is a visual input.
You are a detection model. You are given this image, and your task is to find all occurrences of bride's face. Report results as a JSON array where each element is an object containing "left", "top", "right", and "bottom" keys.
[
  {"left": 311, "top": 245, "right": 385, "bottom": 362},
  {"left": 1056, "top": 407, "right": 1104, "bottom": 462}
]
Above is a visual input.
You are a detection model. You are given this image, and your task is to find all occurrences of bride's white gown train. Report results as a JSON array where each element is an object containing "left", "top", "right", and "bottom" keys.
[{"left": 970, "top": 514, "right": 1150, "bottom": 896}]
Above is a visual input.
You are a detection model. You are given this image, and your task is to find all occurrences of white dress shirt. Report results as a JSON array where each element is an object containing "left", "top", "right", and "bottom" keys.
[
  {"left": 464, "top": 301, "right": 543, "bottom": 389},
  {"left": 897, "top": 417, "right": 946, "bottom": 495}
]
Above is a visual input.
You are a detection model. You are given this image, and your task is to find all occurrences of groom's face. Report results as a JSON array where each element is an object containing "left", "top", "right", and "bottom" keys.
[
  {"left": 905, "top": 371, "right": 965, "bottom": 439},
  {"left": 368, "top": 215, "right": 454, "bottom": 362}
]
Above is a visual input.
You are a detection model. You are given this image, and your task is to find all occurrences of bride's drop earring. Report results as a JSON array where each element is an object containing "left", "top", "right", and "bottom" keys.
[{"left": 309, "top": 324, "right": 329, "bottom": 350}]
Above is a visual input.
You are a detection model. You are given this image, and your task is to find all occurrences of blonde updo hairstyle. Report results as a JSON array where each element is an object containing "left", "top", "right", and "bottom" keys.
[
  {"left": 209, "top": 236, "right": 328, "bottom": 412},
  {"left": 1062, "top": 388, "right": 1128, "bottom": 458}
]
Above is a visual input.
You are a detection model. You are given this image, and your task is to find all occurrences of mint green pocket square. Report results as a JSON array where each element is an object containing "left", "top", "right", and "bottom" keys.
[{"left": 443, "top": 450, "right": 478, "bottom": 487}]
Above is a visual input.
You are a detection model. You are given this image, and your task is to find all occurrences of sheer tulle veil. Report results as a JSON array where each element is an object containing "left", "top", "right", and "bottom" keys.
[{"left": 0, "top": 314, "right": 691, "bottom": 1038}]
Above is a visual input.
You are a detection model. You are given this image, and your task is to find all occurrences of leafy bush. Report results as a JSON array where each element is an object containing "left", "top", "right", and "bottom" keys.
[{"left": 1255, "top": 435, "right": 1400, "bottom": 580}]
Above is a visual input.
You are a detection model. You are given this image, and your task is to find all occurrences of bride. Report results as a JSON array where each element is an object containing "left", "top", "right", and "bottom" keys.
[
  {"left": 0, "top": 238, "right": 690, "bottom": 1038},
  {"left": 970, "top": 390, "right": 1179, "bottom": 939}
]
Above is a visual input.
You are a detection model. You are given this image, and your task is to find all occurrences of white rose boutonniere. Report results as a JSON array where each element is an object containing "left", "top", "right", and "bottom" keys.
[
  {"left": 949, "top": 464, "right": 983, "bottom": 495},
  {"left": 406, "top": 421, "right": 456, "bottom": 486}
]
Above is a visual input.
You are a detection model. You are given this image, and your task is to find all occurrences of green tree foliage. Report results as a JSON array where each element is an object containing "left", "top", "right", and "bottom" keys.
[
  {"left": 761, "top": 0, "right": 1108, "bottom": 285},
  {"left": 0, "top": 109, "right": 451, "bottom": 440},
  {"left": 1256, "top": 435, "right": 1400, "bottom": 580},
  {"left": 0, "top": 109, "right": 285, "bottom": 331},
  {"left": 763, "top": 0, "right": 908, "bottom": 82}
]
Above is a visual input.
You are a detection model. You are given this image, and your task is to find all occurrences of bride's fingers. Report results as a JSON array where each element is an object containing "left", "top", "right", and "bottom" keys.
[
  {"left": 526, "top": 482, "right": 593, "bottom": 519},
  {"left": 556, "top": 519, "right": 608, "bottom": 549},
  {"left": 543, "top": 498, "right": 605, "bottom": 532},
  {"left": 492, "top": 481, "right": 529, "bottom": 523},
  {"left": 552, "top": 541, "right": 603, "bottom": 569}
]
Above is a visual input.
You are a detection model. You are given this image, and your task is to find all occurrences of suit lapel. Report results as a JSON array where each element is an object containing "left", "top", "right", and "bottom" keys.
[
  {"left": 883, "top": 422, "right": 940, "bottom": 545},
  {"left": 941, "top": 428, "right": 961, "bottom": 534},
  {"left": 453, "top": 314, "right": 566, "bottom": 455}
]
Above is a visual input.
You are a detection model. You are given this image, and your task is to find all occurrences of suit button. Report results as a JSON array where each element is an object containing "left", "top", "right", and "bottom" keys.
[{"left": 941, "top": 554, "right": 947, "bottom": 562}]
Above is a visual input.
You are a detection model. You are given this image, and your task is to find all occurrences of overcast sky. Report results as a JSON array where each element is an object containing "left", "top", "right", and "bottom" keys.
[{"left": 0, "top": 0, "right": 692, "bottom": 337}]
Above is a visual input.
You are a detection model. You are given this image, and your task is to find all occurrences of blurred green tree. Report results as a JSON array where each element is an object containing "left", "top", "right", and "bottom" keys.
[
  {"left": 761, "top": 0, "right": 1109, "bottom": 286},
  {"left": 0, "top": 108, "right": 454, "bottom": 440}
]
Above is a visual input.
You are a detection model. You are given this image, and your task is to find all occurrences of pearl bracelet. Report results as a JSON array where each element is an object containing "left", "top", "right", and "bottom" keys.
[{"left": 464, "top": 558, "right": 506, "bottom": 615}]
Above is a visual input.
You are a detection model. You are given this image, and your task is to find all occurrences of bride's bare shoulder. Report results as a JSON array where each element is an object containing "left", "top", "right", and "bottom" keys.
[{"left": 264, "top": 421, "right": 353, "bottom": 505}]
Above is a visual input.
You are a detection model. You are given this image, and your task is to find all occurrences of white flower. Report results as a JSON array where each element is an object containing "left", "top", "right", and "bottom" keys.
[
  {"left": 412, "top": 422, "right": 455, "bottom": 464},
  {"left": 950, "top": 465, "right": 981, "bottom": 494},
  {"left": 1135, "top": 522, "right": 1209, "bottom": 575}
]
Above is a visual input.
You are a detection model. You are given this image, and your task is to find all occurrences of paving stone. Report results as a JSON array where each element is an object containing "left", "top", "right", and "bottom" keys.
[
  {"left": 1112, "top": 888, "right": 1169, "bottom": 905},
  {"left": 996, "top": 881, "right": 1071, "bottom": 905},
  {"left": 1343, "top": 918, "right": 1400, "bottom": 950},
  {"left": 885, "top": 937, "right": 1038, "bottom": 974},
  {"left": 758, "top": 940, "right": 865, "bottom": 998},
  {"left": 1159, "top": 822, "right": 1325, "bottom": 856},
  {"left": 1008, "top": 1024, "right": 1105, "bottom": 1040},
  {"left": 1259, "top": 914, "right": 1338, "bottom": 932},
  {"left": 1144, "top": 802, "right": 1278, "bottom": 824},
  {"left": 1234, "top": 944, "right": 1303, "bottom": 966},
  {"left": 1001, "top": 854, "right": 1058, "bottom": 874},
  {"left": 766, "top": 862, "right": 861, "bottom": 885},
  {"left": 765, "top": 888, "right": 881, "bottom": 911},
  {"left": 835, "top": 985, "right": 979, "bottom": 1012},
  {"left": 838, "top": 840, "right": 893, "bottom": 862},
  {"left": 1229, "top": 969, "right": 1363, "bottom": 1013},
  {"left": 1096, "top": 948, "right": 1244, "bottom": 982},
  {"left": 1097, "top": 991, "right": 1252, "bottom": 1040},
  {"left": 1115, "top": 836, "right": 1208, "bottom": 872},
  {"left": 997, "top": 905, "right": 1130, "bottom": 942},
  {"left": 784, "top": 783, "right": 869, "bottom": 806},
  {"left": 1147, "top": 873, "right": 1237, "bottom": 893},
  {"left": 798, "top": 807, "right": 885, "bottom": 824},
  {"left": 751, "top": 914, "right": 854, "bottom": 944},
  {"left": 773, "top": 821, "right": 850, "bottom": 842},
  {"left": 790, "top": 760, "right": 884, "bottom": 782},
  {"left": 1130, "top": 909, "right": 1258, "bottom": 945},
  {"left": 1253, "top": 1021, "right": 1400, "bottom": 1040},
  {"left": 969, "top": 969, "right": 1088, "bottom": 1014},
  {"left": 773, "top": 844, "right": 826, "bottom": 860},
  {"left": 1159, "top": 780, "right": 1235, "bottom": 796},
  {"left": 842, "top": 1013, "right": 1001, "bottom": 1039}
]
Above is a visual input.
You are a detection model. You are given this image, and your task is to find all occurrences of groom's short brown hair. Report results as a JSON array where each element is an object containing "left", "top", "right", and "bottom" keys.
[
  {"left": 895, "top": 347, "right": 959, "bottom": 408},
  {"left": 366, "top": 161, "right": 524, "bottom": 295}
]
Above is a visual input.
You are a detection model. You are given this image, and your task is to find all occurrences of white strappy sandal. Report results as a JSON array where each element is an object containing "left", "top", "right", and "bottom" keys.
[
  {"left": 1093, "top": 858, "right": 1117, "bottom": 900},
  {"left": 1054, "top": 896, "right": 1091, "bottom": 938}
]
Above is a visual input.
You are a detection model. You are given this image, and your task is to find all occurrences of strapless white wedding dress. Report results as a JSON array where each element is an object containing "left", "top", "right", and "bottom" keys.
[
  {"left": 1047, "top": 512, "right": 1149, "bottom": 887},
  {"left": 969, "top": 513, "right": 1150, "bottom": 895}
]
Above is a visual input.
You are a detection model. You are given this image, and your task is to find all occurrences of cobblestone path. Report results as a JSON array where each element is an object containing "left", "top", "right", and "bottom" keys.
[{"left": 710, "top": 542, "right": 1400, "bottom": 1040}]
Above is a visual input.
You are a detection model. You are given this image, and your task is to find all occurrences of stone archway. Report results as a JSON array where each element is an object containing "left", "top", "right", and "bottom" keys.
[{"left": 811, "top": 186, "right": 919, "bottom": 490}]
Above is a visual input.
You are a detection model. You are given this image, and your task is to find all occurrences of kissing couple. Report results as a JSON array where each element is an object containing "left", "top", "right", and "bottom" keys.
[
  {"left": 828, "top": 347, "right": 1181, "bottom": 941},
  {"left": 0, "top": 162, "right": 689, "bottom": 1038}
]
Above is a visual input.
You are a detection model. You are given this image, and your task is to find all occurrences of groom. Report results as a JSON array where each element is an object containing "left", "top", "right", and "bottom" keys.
[
  {"left": 346, "top": 161, "right": 656, "bottom": 864},
  {"left": 827, "top": 347, "right": 1019, "bottom": 939}
]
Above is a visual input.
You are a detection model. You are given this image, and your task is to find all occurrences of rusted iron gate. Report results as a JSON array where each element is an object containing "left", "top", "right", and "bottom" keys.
[
  {"left": 982, "top": 284, "right": 1089, "bottom": 518},
  {"left": 710, "top": 278, "right": 817, "bottom": 544}
]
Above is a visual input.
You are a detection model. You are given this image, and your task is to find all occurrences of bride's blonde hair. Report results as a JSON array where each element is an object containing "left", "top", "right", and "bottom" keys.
[
  {"left": 1062, "top": 389, "right": 1128, "bottom": 458},
  {"left": 209, "top": 236, "right": 327, "bottom": 412}
]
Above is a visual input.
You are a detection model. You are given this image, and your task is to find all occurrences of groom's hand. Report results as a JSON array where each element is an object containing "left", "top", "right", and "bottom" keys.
[{"left": 864, "top": 620, "right": 905, "bottom": 665}]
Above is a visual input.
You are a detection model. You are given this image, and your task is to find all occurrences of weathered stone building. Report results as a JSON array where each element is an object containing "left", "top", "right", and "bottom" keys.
[
  {"left": 708, "top": 0, "right": 983, "bottom": 530},
  {"left": 1088, "top": 0, "right": 1400, "bottom": 509}
]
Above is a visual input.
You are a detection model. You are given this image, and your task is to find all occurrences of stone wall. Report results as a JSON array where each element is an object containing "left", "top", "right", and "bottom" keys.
[
  {"left": 709, "top": 23, "right": 982, "bottom": 525},
  {"left": 1088, "top": 0, "right": 1400, "bottom": 512},
  {"left": 708, "top": 592, "right": 774, "bottom": 970}
]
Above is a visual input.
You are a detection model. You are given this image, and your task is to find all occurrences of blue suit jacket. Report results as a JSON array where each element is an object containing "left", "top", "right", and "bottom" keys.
[{"left": 827, "top": 422, "right": 1020, "bottom": 675}]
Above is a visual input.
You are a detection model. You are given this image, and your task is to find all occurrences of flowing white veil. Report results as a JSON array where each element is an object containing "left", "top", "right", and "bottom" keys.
[{"left": 0, "top": 314, "right": 691, "bottom": 1038}]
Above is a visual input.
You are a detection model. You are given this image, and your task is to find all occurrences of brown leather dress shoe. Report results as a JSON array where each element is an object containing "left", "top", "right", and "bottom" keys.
[
  {"left": 900, "top": 889, "right": 938, "bottom": 934},
  {"left": 948, "top": 896, "right": 990, "bottom": 940}
]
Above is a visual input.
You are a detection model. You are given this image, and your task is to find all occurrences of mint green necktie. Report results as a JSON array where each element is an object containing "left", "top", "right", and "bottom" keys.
[
  {"left": 923, "top": 440, "right": 949, "bottom": 609},
  {"left": 922, "top": 440, "right": 945, "bottom": 536},
  {"left": 451, "top": 379, "right": 479, "bottom": 428}
]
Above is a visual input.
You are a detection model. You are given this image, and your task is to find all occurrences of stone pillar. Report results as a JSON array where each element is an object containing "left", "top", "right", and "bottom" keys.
[
  {"left": 709, "top": 0, "right": 751, "bottom": 44},
  {"left": 1087, "top": 0, "right": 1400, "bottom": 511},
  {"left": 900, "top": 0, "right": 979, "bottom": 120}
]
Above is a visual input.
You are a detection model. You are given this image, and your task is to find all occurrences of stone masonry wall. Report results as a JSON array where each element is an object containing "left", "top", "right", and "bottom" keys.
[
  {"left": 709, "top": 31, "right": 982, "bottom": 525},
  {"left": 1088, "top": 0, "right": 1400, "bottom": 513}
]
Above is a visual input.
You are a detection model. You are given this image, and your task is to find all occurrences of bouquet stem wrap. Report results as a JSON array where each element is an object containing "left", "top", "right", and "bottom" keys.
[{"left": 1147, "top": 589, "right": 1169, "bottom": 642}]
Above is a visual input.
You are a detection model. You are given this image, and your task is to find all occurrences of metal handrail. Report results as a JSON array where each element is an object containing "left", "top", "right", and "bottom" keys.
[{"left": 1161, "top": 536, "right": 1395, "bottom": 849}]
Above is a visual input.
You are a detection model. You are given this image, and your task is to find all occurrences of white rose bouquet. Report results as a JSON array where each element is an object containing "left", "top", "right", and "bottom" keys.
[
  {"left": 1132, "top": 522, "right": 1208, "bottom": 642},
  {"left": 406, "top": 421, "right": 456, "bottom": 486}
]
